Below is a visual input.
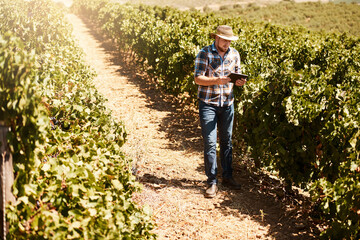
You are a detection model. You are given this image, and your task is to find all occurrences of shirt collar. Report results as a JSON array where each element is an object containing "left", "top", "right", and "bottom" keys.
[{"left": 211, "top": 42, "right": 217, "bottom": 53}]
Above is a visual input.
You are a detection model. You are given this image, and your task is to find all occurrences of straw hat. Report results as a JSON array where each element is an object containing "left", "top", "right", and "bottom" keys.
[{"left": 210, "top": 25, "right": 238, "bottom": 41}]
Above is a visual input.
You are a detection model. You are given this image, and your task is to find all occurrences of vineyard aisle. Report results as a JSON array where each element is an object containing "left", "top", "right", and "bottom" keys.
[{"left": 66, "top": 14, "right": 315, "bottom": 240}]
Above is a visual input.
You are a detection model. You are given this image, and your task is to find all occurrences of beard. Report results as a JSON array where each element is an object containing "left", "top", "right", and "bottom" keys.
[{"left": 217, "top": 44, "right": 229, "bottom": 53}]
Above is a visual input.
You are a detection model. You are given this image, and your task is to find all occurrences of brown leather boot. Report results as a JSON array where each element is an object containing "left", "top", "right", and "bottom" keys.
[
  {"left": 205, "top": 184, "right": 218, "bottom": 198},
  {"left": 222, "top": 178, "right": 241, "bottom": 190}
]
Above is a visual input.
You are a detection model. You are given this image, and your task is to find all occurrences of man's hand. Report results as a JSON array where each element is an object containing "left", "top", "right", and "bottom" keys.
[{"left": 235, "top": 77, "right": 246, "bottom": 86}]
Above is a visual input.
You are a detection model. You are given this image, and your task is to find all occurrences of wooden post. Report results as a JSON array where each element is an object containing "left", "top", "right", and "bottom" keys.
[{"left": 0, "top": 121, "right": 15, "bottom": 240}]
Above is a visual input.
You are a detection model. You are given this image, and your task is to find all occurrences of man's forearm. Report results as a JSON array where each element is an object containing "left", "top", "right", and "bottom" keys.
[{"left": 195, "top": 75, "right": 230, "bottom": 86}]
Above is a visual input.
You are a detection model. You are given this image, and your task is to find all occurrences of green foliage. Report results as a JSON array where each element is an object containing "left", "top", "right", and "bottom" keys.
[
  {"left": 0, "top": 33, "right": 47, "bottom": 193},
  {"left": 216, "top": 1, "right": 360, "bottom": 36},
  {"left": 1, "top": 0, "right": 155, "bottom": 238},
  {"left": 72, "top": 0, "right": 360, "bottom": 238},
  {"left": 234, "top": 26, "right": 360, "bottom": 237}
]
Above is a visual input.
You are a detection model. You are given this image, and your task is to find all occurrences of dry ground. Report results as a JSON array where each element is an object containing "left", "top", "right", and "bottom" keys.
[{"left": 67, "top": 13, "right": 322, "bottom": 240}]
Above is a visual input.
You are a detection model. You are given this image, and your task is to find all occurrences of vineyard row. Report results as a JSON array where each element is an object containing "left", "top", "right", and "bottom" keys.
[{"left": 0, "top": 0, "right": 155, "bottom": 238}]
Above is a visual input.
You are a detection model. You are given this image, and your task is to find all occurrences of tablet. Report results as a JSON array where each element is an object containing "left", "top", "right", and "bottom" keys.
[{"left": 228, "top": 73, "right": 248, "bottom": 83}]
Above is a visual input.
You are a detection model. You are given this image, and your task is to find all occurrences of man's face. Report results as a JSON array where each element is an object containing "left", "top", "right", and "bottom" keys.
[{"left": 215, "top": 36, "right": 231, "bottom": 53}]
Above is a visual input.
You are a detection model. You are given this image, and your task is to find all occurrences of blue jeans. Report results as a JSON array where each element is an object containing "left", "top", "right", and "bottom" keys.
[{"left": 199, "top": 101, "right": 234, "bottom": 185}]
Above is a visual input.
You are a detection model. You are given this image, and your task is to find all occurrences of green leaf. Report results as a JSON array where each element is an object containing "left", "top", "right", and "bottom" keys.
[{"left": 111, "top": 179, "right": 123, "bottom": 191}]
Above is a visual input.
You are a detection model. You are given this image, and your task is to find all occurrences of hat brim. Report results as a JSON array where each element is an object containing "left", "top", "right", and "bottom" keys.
[{"left": 210, "top": 33, "right": 238, "bottom": 41}]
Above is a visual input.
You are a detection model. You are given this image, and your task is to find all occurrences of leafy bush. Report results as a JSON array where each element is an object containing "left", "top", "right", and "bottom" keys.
[
  {"left": 1, "top": 0, "right": 155, "bottom": 238},
  {"left": 234, "top": 25, "right": 360, "bottom": 238},
  {"left": 0, "top": 33, "right": 47, "bottom": 190}
]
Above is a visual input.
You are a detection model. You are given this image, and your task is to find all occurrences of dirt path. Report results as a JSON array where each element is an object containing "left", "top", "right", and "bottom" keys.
[{"left": 66, "top": 14, "right": 319, "bottom": 240}]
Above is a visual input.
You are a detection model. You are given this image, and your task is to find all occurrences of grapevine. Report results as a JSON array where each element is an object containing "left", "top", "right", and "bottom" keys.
[{"left": 1, "top": 0, "right": 155, "bottom": 238}]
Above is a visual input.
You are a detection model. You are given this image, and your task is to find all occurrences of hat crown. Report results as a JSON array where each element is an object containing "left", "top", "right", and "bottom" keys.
[
  {"left": 211, "top": 25, "right": 238, "bottom": 41},
  {"left": 216, "top": 25, "right": 234, "bottom": 37}
]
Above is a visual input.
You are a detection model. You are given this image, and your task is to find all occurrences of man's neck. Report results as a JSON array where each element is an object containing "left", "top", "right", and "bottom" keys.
[
  {"left": 217, "top": 48, "right": 226, "bottom": 59},
  {"left": 218, "top": 51, "right": 225, "bottom": 59},
  {"left": 215, "top": 45, "right": 228, "bottom": 59}
]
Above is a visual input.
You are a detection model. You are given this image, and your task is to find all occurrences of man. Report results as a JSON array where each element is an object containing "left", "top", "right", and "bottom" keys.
[{"left": 194, "top": 25, "right": 246, "bottom": 198}]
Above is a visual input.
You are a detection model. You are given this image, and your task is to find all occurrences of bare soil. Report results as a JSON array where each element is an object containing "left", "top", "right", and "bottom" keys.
[{"left": 67, "top": 13, "right": 322, "bottom": 240}]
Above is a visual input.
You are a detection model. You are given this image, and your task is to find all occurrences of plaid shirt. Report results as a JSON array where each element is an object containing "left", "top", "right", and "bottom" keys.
[{"left": 194, "top": 42, "right": 241, "bottom": 107}]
